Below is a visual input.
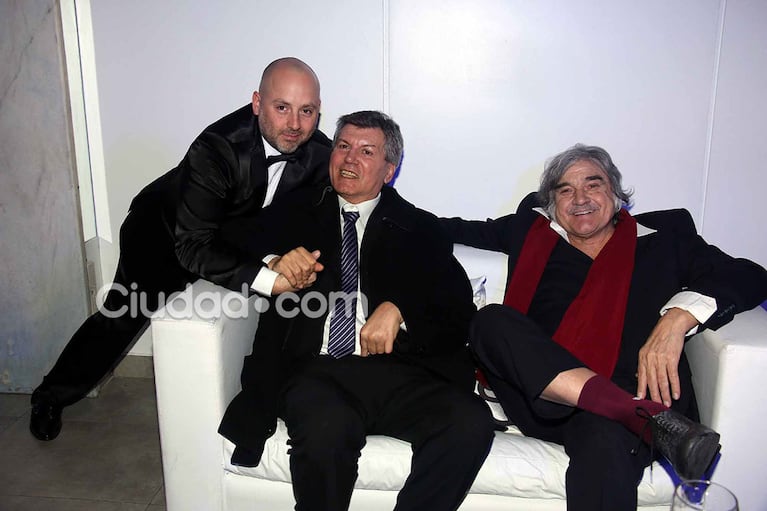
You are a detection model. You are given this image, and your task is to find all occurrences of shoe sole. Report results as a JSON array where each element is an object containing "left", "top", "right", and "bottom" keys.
[{"left": 685, "top": 432, "right": 721, "bottom": 480}]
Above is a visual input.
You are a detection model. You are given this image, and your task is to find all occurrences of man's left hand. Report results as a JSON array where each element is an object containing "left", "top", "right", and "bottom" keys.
[
  {"left": 636, "top": 308, "right": 698, "bottom": 407},
  {"left": 360, "top": 301, "right": 402, "bottom": 356}
]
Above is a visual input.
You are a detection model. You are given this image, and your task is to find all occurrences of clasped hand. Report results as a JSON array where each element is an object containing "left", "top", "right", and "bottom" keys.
[{"left": 269, "top": 247, "right": 323, "bottom": 295}]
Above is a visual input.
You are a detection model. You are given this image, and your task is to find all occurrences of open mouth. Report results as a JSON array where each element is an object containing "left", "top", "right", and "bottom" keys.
[{"left": 339, "top": 169, "right": 358, "bottom": 179}]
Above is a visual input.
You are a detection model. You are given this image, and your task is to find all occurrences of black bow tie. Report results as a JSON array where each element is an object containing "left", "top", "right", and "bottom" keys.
[{"left": 265, "top": 153, "right": 298, "bottom": 167}]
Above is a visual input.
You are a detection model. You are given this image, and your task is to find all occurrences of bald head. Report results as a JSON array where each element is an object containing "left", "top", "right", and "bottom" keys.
[
  {"left": 253, "top": 57, "right": 321, "bottom": 154},
  {"left": 259, "top": 57, "right": 320, "bottom": 98}
]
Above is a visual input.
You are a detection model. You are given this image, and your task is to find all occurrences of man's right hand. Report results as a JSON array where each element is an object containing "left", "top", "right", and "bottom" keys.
[{"left": 269, "top": 247, "right": 323, "bottom": 295}]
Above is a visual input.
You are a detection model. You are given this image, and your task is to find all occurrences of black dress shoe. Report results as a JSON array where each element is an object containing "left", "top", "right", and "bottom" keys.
[
  {"left": 230, "top": 446, "right": 262, "bottom": 468},
  {"left": 647, "top": 409, "right": 720, "bottom": 480},
  {"left": 30, "top": 394, "right": 63, "bottom": 441}
]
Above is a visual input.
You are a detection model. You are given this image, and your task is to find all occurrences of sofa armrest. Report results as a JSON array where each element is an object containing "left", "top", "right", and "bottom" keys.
[
  {"left": 151, "top": 280, "right": 260, "bottom": 511},
  {"left": 685, "top": 306, "right": 767, "bottom": 511}
]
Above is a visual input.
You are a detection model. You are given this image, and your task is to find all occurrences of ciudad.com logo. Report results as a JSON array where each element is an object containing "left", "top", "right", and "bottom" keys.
[{"left": 96, "top": 283, "right": 365, "bottom": 320}]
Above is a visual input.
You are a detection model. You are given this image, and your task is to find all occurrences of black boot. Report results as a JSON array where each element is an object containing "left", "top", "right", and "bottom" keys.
[
  {"left": 30, "top": 389, "right": 63, "bottom": 441},
  {"left": 647, "top": 409, "right": 720, "bottom": 480}
]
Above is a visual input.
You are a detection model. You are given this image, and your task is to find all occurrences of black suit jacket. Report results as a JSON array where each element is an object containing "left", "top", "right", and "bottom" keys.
[
  {"left": 442, "top": 192, "right": 767, "bottom": 416},
  {"left": 129, "top": 104, "right": 332, "bottom": 288},
  {"left": 217, "top": 185, "right": 477, "bottom": 454}
]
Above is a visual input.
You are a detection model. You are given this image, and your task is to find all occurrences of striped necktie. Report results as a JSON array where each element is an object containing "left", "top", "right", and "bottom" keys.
[{"left": 327, "top": 210, "right": 360, "bottom": 358}]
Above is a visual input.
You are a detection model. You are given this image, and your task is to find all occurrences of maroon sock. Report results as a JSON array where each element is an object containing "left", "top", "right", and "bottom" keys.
[{"left": 576, "top": 374, "right": 667, "bottom": 443}]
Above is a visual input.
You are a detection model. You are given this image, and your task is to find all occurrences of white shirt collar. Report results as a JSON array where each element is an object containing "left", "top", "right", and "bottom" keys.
[
  {"left": 337, "top": 193, "right": 381, "bottom": 229},
  {"left": 262, "top": 137, "right": 280, "bottom": 159},
  {"left": 532, "top": 207, "right": 657, "bottom": 242}
]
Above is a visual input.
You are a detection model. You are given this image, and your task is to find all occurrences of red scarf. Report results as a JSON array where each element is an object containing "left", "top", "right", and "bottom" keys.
[{"left": 503, "top": 209, "right": 637, "bottom": 377}]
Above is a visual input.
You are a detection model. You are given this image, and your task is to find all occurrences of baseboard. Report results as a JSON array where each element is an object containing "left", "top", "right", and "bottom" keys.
[{"left": 113, "top": 354, "right": 154, "bottom": 379}]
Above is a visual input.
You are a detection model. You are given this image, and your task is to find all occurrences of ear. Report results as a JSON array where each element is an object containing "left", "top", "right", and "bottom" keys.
[
  {"left": 383, "top": 162, "right": 397, "bottom": 184},
  {"left": 251, "top": 91, "right": 261, "bottom": 115}
]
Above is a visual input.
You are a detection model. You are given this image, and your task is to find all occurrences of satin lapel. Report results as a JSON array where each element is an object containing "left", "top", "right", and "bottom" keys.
[
  {"left": 246, "top": 119, "right": 268, "bottom": 205},
  {"left": 273, "top": 160, "right": 308, "bottom": 199}
]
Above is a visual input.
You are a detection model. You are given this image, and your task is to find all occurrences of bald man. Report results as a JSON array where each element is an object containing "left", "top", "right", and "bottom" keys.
[{"left": 30, "top": 57, "right": 332, "bottom": 441}]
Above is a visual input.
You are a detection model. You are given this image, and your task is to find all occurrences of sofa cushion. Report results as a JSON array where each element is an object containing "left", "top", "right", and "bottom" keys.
[{"left": 224, "top": 418, "right": 674, "bottom": 504}]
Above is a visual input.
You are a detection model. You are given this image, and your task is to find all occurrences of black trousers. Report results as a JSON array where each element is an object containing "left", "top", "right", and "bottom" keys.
[
  {"left": 35, "top": 200, "right": 194, "bottom": 407},
  {"left": 280, "top": 354, "right": 495, "bottom": 511},
  {"left": 470, "top": 304, "right": 650, "bottom": 511}
]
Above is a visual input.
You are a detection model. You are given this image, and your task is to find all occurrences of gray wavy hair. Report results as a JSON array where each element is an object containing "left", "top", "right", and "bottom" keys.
[
  {"left": 537, "top": 143, "right": 633, "bottom": 219},
  {"left": 334, "top": 111, "right": 404, "bottom": 167}
]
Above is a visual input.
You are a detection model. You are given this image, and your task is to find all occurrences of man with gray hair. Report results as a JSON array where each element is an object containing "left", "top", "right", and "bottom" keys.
[
  {"left": 218, "top": 111, "right": 495, "bottom": 511},
  {"left": 441, "top": 143, "right": 767, "bottom": 510}
]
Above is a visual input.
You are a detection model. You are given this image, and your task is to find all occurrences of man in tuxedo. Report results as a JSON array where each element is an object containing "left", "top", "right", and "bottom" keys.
[
  {"left": 218, "top": 111, "right": 495, "bottom": 511},
  {"left": 441, "top": 143, "right": 767, "bottom": 511},
  {"left": 30, "top": 57, "right": 332, "bottom": 441}
]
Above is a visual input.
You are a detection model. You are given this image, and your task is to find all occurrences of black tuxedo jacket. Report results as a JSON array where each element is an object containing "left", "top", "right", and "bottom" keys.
[
  {"left": 217, "top": 185, "right": 477, "bottom": 454},
  {"left": 442, "top": 192, "right": 767, "bottom": 415},
  {"left": 132, "top": 104, "right": 331, "bottom": 288}
]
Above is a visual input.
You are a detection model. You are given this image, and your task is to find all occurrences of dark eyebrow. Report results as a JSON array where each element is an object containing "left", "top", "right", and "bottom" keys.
[
  {"left": 272, "top": 98, "right": 319, "bottom": 110},
  {"left": 554, "top": 174, "right": 605, "bottom": 190}
]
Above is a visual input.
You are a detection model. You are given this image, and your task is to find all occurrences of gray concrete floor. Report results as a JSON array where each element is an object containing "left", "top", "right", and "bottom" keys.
[{"left": 0, "top": 376, "right": 165, "bottom": 510}]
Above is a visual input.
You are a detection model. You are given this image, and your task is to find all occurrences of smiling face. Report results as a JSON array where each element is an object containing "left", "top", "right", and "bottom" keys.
[
  {"left": 252, "top": 64, "right": 320, "bottom": 154},
  {"left": 329, "top": 125, "right": 396, "bottom": 204},
  {"left": 553, "top": 159, "right": 618, "bottom": 249}
]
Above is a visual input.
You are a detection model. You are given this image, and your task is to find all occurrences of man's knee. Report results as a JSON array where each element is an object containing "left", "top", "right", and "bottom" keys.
[
  {"left": 469, "top": 304, "right": 508, "bottom": 355},
  {"left": 283, "top": 379, "right": 366, "bottom": 458},
  {"left": 432, "top": 392, "right": 496, "bottom": 454}
]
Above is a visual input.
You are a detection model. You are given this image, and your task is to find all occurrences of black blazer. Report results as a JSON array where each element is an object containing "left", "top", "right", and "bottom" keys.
[
  {"left": 442, "top": 192, "right": 767, "bottom": 416},
  {"left": 131, "top": 104, "right": 333, "bottom": 288},
  {"left": 217, "top": 185, "right": 477, "bottom": 454}
]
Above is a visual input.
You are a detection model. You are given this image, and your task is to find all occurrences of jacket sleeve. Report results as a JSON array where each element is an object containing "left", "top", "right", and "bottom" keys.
[
  {"left": 439, "top": 191, "right": 539, "bottom": 253},
  {"left": 173, "top": 131, "right": 265, "bottom": 291},
  {"left": 665, "top": 209, "right": 767, "bottom": 331},
  {"left": 383, "top": 214, "right": 476, "bottom": 355}
]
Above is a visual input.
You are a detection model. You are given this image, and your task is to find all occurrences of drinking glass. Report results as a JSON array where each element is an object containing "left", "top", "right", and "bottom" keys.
[{"left": 671, "top": 480, "right": 738, "bottom": 510}]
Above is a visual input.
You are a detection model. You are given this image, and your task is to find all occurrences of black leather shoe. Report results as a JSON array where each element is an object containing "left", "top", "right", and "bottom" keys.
[
  {"left": 230, "top": 446, "right": 262, "bottom": 468},
  {"left": 30, "top": 393, "right": 63, "bottom": 441},
  {"left": 647, "top": 409, "right": 720, "bottom": 480}
]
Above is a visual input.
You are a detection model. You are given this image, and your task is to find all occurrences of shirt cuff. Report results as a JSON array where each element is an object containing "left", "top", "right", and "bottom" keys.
[
  {"left": 251, "top": 267, "right": 279, "bottom": 296},
  {"left": 660, "top": 291, "right": 718, "bottom": 336}
]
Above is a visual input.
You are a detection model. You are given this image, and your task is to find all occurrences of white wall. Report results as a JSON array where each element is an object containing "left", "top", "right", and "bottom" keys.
[
  {"left": 389, "top": 0, "right": 723, "bottom": 221},
  {"left": 703, "top": 0, "right": 767, "bottom": 261},
  {"left": 0, "top": 1, "right": 90, "bottom": 392},
  {"left": 78, "top": 1, "right": 767, "bottom": 352}
]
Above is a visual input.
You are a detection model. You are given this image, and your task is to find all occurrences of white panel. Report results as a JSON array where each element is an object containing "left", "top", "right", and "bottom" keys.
[
  {"left": 60, "top": 0, "right": 96, "bottom": 242},
  {"left": 388, "top": 0, "right": 721, "bottom": 223},
  {"left": 703, "top": 0, "right": 767, "bottom": 268}
]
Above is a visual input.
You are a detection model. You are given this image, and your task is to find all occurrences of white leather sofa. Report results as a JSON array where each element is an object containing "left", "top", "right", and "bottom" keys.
[{"left": 151, "top": 245, "right": 767, "bottom": 510}]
